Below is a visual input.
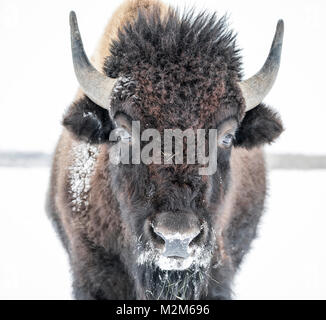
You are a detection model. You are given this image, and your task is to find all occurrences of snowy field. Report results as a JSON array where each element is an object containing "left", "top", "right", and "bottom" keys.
[{"left": 0, "top": 166, "right": 325, "bottom": 300}]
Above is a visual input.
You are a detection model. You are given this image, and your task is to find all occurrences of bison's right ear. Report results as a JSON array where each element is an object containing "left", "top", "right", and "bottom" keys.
[{"left": 63, "top": 96, "right": 114, "bottom": 144}]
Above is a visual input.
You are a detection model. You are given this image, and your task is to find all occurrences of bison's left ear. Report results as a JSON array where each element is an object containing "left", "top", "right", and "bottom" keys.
[
  {"left": 234, "top": 104, "right": 284, "bottom": 149},
  {"left": 63, "top": 96, "right": 114, "bottom": 144}
]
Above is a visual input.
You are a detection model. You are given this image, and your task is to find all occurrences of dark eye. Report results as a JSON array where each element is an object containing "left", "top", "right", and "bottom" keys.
[
  {"left": 112, "top": 127, "right": 132, "bottom": 143},
  {"left": 113, "top": 113, "right": 132, "bottom": 143},
  {"left": 220, "top": 133, "right": 234, "bottom": 148}
]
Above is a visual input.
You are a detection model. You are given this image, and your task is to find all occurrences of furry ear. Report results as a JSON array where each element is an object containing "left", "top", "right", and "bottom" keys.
[
  {"left": 234, "top": 104, "right": 284, "bottom": 149},
  {"left": 63, "top": 96, "right": 114, "bottom": 144}
]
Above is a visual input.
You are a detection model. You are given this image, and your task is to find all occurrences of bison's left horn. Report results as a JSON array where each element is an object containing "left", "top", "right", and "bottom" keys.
[
  {"left": 69, "top": 11, "right": 115, "bottom": 110},
  {"left": 239, "top": 20, "right": 284, "bottom": 111}
]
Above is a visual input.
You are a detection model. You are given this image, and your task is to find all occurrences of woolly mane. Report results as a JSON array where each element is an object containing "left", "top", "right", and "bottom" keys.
[
  {"left": 96, "top": 5, "right": 248, "bottom": 136},
  {"left": 104, "top": 6, "right": 242, "bottom": 79}
]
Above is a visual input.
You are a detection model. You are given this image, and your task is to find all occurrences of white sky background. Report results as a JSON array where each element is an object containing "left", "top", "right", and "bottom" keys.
[{"left": 0, "top": 0, "right": 325, "bottom": 154}]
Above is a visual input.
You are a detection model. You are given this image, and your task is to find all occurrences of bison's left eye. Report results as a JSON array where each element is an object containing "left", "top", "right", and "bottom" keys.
[{"left": 219, "top": 133, "right": 234, "bottom": 149}]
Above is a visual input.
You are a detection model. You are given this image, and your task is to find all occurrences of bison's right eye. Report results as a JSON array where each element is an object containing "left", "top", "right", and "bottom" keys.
[
  {"left": 113, "top": 112, "right": 132, "bottom": 143},
  {"left": 115, "top": 128, "right": 131, "bottom": 143}
]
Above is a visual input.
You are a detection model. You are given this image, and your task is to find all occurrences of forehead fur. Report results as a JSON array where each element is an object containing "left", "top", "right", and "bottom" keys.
[{"left": 105, "top": 5, "right": 245, "bottom": 130}]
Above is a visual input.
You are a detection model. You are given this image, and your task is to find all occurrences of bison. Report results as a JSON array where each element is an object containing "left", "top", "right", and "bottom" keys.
[{"left": 47, "top": 0, "right": 284, "bottom": 300}]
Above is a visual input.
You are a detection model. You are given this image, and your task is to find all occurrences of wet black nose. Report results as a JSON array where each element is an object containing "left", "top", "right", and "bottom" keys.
[{"left": 150, "top": 212, "right": 204, "bottom": 259}]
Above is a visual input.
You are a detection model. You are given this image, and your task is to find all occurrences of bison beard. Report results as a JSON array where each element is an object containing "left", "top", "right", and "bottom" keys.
[
  {"left": 137, "top": 264, "right": 208, "bottom": 300},
  {"left": 134, "top": 232, "right": 216, "bottom": 299}
]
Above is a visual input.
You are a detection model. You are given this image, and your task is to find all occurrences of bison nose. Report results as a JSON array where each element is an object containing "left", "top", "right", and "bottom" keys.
[
  {"left": 150, "top": 212, "right": 204, "bottom": 259},
  {"left": 152, "top": 226, "right": 201, "bottom": 258}
]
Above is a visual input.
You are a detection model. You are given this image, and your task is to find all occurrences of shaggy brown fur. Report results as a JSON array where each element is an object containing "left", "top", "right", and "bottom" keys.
[{"left": 47, "top": 0, "right": 283, "bottom": 300}]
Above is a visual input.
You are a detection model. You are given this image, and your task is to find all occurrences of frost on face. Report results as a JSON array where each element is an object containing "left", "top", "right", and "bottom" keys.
[
  {"left": 112, "top": 76, "right": 135, "bottom": 94},
  {"left": 137, "top": 241, "right": 213, "bottom": 271},
  {"left": 112, "top": 76, "right": 139, "bottom": 103},
  {"left": 68, "top": 141, "right": 99, "bottom": 213},
  {"left": 136, "top": 238, "right": 213, "bottom": 300}
]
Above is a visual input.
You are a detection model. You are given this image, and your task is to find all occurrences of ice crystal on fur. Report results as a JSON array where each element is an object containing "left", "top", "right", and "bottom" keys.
[{"left": 68, "top": 142, "right": 99, "bottom": 212}]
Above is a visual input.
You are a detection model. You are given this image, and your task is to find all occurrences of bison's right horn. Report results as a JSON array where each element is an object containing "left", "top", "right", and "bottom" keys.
[{"left": 69, "top": 11, "right": 115, "bottom": 110}]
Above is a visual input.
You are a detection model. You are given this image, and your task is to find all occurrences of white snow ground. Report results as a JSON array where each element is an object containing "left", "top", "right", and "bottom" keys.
[{"left": 0, "top": 167, "right": 325, "bottom": 300}]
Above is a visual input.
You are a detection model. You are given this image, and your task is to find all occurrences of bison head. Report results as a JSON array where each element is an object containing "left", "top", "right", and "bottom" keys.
[{"left": 64, "top": 8, "right": 284, "bottom": 299}]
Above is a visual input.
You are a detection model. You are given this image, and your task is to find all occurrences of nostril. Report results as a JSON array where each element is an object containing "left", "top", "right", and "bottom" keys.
[
  {"left": 150, "top": 223, "right": 165, "bottom": 246},
  {"left": 189, "top": 225, "right": 205, "bottom": 247}
]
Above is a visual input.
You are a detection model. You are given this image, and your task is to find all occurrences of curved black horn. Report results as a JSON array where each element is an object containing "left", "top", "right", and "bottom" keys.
[
  {"left": 70, "top": 11, "right": 115, "bottom": 110},
  {"left": 239, "top": 20, "right": 284, "bottom": 111}
]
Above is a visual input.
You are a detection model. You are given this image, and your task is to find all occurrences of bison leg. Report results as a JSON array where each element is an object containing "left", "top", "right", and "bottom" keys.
[{"left": 70, "top": 237, "right": 135, "bottom": 300}]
